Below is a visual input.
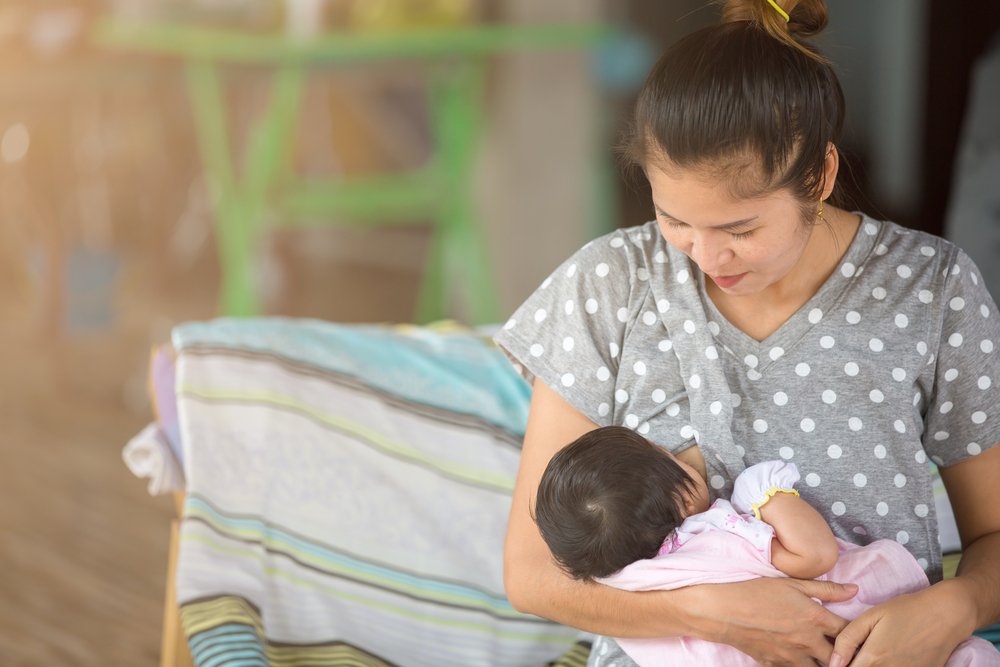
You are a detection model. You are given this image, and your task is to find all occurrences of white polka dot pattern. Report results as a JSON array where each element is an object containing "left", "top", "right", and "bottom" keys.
[{"left": 495, "top": 218, "right": 1000, "bottom": 585}]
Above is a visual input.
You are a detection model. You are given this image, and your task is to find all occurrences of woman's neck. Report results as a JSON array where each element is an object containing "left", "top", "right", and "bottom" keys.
[{"left": 705, "top": 206, "right": 862, "bottom": 342}]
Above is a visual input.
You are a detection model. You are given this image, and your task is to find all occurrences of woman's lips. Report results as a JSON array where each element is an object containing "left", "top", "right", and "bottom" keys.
[{"left": 711, "top": 272, "right": 747, "bottom": 288}]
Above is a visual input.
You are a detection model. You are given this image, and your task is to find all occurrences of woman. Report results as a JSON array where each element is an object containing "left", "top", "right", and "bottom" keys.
[{"left": 493, "top": 1, "right": 1000, "bottom": 666}]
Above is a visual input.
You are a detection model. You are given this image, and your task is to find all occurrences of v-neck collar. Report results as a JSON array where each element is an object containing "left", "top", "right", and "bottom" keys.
[{"left": 692, "top": 213, "right": 885, "bottom": 376}]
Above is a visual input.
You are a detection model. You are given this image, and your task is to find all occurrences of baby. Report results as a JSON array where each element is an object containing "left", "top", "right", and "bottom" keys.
[
  {"left": 533, "top": 425, "right": 837, "bottom": 582},
  {"left": 533, "top": 426, "right": 997, "bottom": 667}
]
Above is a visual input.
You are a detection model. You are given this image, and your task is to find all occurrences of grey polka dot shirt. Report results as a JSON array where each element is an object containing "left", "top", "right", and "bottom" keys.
[{"left": 495, "top": 215, "right": 1000, "bottom": 585}]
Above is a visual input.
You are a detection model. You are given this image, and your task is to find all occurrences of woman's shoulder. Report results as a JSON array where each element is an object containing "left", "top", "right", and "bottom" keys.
[
  {"left": 493, "top": 222, "right": 683, "bottom": 427},
  {"left": 865, "top": 218, "right": 965, "bottom": 268},
  {"left": 567, "top": 220, "right": 666, "bottom": 269},
  {"left": 855, "top": 216, "right": 983, "bottom": 300},
  {"left": 510, "top": 221, "right": 671, "bottom": 308}
]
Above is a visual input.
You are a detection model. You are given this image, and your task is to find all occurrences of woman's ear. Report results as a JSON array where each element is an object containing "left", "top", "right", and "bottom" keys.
[{"left": 821, "top": 142, "right": 840, "bottom": 201}]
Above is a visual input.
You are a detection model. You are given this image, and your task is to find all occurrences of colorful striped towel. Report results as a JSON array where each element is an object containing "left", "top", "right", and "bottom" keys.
[{"left": 170, "top": 318, "right": 583, "bottom": 667}]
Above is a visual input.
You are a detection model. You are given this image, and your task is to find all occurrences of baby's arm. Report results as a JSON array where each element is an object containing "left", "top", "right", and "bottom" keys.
[
  {"left": 758, "top": 492, "right": 839, "bottom": 580},
  {"left": 731, "top": 461, "right": 839, "bottom": 580}
]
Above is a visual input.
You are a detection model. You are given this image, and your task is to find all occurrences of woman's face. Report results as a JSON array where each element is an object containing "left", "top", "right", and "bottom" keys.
[{"left": 648, "top": 163, "right": 813, "bottom": 297}]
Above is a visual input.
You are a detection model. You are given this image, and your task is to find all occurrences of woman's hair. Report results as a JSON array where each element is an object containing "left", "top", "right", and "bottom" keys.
[
  {"left": 620, "top": 0, "right": 846, "bottom": 216},
  {"left": 533, "top": 426, "right": 698, "bottom": 580}
]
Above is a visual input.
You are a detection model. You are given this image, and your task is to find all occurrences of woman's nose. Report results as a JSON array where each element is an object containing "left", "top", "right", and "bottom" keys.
[{"left": 690, "top": 233, "right": 731, "bottom": 273}]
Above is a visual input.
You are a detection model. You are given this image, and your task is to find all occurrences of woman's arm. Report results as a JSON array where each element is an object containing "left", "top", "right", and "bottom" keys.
[
  {"left": 760, "top": 492, "right": 839, "bottom": 580},
  {"left": 829, "top": 442, "right": 1000, "bottom": 667},
  {"left": 503, "top": 378, "right": 689, "bottom": 635},
  {"left": 506, "top": 379, "right": 859, "bottom": 664}
]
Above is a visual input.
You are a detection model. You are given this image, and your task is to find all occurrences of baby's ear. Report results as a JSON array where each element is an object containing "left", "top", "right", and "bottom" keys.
[{"left": 681, "top": 493, "right": 699, "bottom": 517}]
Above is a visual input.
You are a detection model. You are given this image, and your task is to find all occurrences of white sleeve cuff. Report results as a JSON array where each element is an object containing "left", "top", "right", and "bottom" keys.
[{"left": 730, "top": 460, "right": 800, "bottom": 518}]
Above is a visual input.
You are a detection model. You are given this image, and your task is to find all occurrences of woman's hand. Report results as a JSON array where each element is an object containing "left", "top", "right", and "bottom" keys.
[
  {"left": 829, "top": 579, "right": 978, "bottom": 667},
  {"left": 677, "top": 576, "right": 858, "bottom": 667}
]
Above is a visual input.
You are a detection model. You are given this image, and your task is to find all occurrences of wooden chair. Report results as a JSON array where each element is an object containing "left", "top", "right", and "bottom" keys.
[{"left": 162, "top": 492, "right": 194, "bottom": 667}]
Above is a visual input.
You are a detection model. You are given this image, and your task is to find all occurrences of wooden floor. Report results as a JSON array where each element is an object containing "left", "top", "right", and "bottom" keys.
[
  {"left": 0, "top": 244, "right": 423, "bottom": 666},
  {"left": 0, "top": 333, "right": 174, "bottom": 665}
]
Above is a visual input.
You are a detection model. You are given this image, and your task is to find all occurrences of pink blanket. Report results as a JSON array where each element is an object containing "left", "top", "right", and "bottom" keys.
[{"left": 600, "top": 533, "right": 999, "bottom": 666}]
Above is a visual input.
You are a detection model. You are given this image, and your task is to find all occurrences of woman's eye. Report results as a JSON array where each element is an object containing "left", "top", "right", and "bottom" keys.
[{"left": 730, "top": 229, "right": 754, "bottom": 241}]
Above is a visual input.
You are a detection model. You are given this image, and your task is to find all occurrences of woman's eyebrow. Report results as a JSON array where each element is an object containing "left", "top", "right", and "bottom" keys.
[{"left": 655, "top": 205, "right": 759, "bottom": 230}]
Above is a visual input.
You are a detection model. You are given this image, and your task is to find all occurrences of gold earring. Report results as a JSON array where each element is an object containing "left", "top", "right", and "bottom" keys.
[{"left": 817, "top": 199, "right": 825, "bottom": 222}]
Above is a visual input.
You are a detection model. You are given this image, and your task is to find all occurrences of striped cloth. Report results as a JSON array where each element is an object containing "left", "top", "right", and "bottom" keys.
[{"left": 170, "top": 318, "right": 584, "bottom": 667}]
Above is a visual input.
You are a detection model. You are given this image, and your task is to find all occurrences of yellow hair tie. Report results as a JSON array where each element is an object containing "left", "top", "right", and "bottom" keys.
[{"left": 766, "top": 0, "right": 790, "bottom": 22}]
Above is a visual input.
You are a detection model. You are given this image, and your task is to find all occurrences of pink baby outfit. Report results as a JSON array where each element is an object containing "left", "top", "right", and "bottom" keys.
[{"left": 598, "top": 461, "right": 999, "bottom": 667}]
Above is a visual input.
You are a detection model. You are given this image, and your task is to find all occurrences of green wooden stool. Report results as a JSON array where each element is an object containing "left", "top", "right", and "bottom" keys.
[{"left": 93, "top": 20, "right": 613, "bottom": 324}]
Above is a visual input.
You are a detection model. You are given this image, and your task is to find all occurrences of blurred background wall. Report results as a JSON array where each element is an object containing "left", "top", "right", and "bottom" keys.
[{"left": 0, "top": 0, "right": 997, "bottom": 663}]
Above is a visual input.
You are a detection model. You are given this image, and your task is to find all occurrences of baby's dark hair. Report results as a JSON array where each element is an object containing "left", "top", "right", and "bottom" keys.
[{"left": 533, "top": 426, "right": 698, "bottom": 581}]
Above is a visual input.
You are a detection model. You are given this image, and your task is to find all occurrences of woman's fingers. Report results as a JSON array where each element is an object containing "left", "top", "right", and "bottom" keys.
[
  {"left": 700, "top": 578, "right": 853, "bottom": 667},
  {"left": 791, "top": 579, "right": 857, "bottom": 636},
  {"left": 829, "top": 609, "right": 878, "bottom": 667},
  {"left": 795, "top": 578, "right": 859, "bottom": 603},
  {"left": 828, "top": 588, "right": 971, "bottom": 667}
]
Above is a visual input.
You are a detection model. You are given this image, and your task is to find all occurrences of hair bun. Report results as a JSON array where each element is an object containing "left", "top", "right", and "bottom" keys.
[
  {"left": 786, "top": 0, "right": 828, "bottom": 38},
  {"left": 720, "top": 0, "right": 829, "bottom": 61}
]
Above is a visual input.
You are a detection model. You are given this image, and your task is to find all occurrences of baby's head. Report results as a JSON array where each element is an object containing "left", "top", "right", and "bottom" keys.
[{"left": 533, "top": 426, "right": 709, "bottom": 581}]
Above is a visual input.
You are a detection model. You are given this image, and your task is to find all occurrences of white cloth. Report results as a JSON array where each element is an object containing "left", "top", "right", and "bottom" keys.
[
  {"left": 659, "top": 499, "right": 774, "bottom": 560},
  {"left": 122, "top": 421, "right": 185, "bottom": 495}
]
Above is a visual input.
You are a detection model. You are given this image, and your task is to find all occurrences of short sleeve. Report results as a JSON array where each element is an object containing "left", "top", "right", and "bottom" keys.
[
  {"left": 923, "top": 249, "right": 1000, "bottom": 466},
  {"left": 730, "top": 461, "right": 800, "bottom": 518},
  {"left": 493, "top": 231, "right": 644, "bottom": 426}
]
